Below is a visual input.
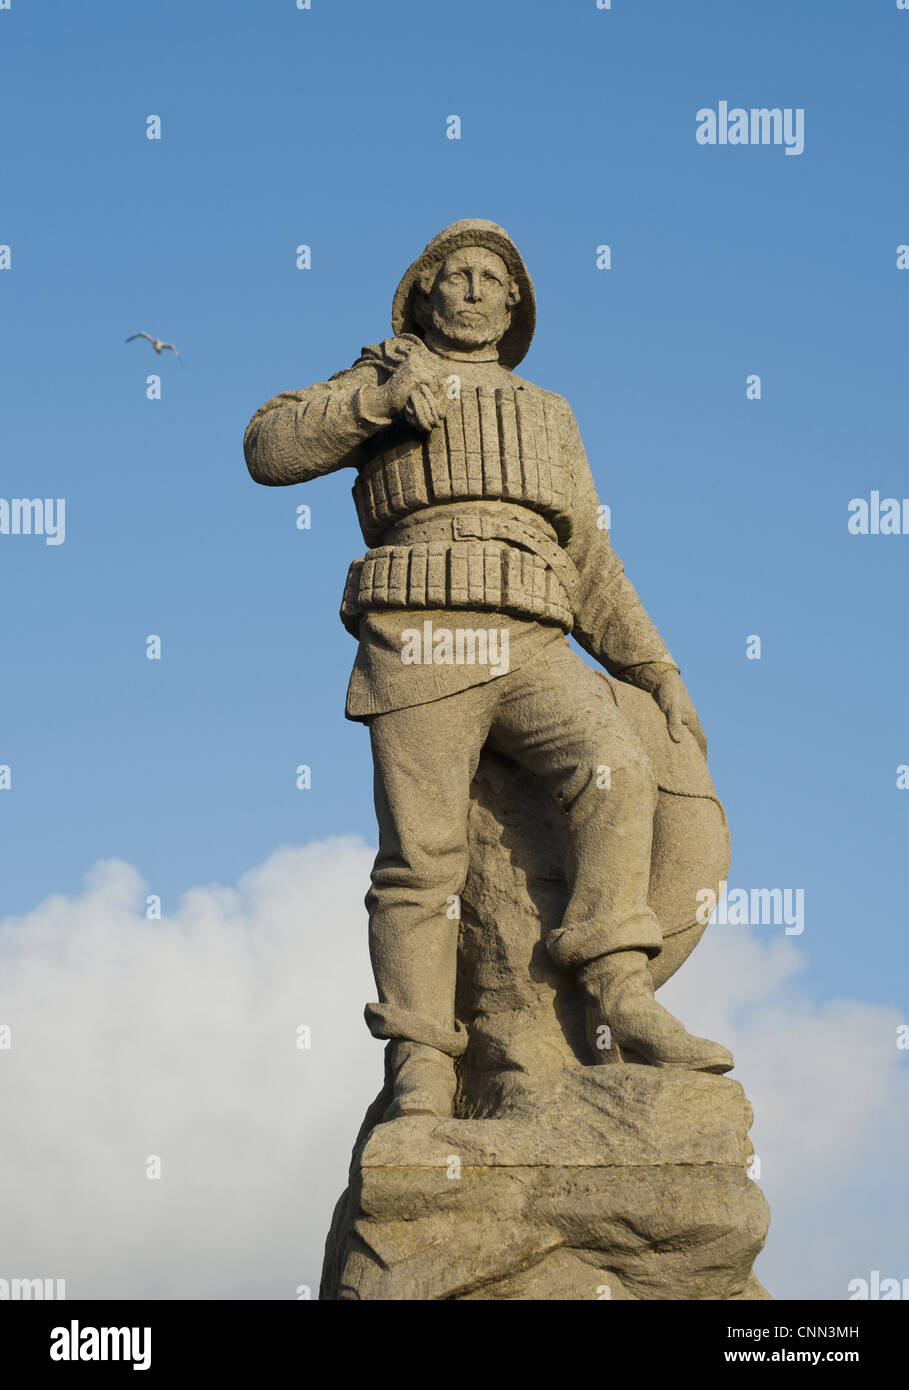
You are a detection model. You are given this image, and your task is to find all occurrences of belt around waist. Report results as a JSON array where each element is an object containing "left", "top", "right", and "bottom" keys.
[
  {"left": 380, "top": 503, "right": 578, "bottom": 599},
  {"left": 381, "top": 499, "right": 558, "bottom": 545}
]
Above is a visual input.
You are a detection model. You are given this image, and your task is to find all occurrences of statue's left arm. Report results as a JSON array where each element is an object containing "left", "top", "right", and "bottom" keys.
[{"left": 559, "top": 399, "right": 707, "bottom": 753}]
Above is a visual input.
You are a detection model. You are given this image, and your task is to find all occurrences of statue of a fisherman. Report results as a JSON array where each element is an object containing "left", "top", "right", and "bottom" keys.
[{"left": 244, "top": 219, "right": 732, "bottom": 1120}]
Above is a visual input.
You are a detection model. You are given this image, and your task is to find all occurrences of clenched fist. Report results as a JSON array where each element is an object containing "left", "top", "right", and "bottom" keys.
[{"left": 365, "top": 342, "right": 450, "bottom": 433}]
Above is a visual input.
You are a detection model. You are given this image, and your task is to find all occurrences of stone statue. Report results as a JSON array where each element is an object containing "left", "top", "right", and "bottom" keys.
[{"left": 244, "top": 220, "right": 770, "bottom": 1300}]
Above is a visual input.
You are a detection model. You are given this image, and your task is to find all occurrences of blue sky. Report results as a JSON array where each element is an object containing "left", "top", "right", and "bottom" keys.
[
  {"left": 1, "top": 0, "right": 907, "bottom": 1298},
  {"left": 3, "top": 0, "right": 907, "bottom": 999}
]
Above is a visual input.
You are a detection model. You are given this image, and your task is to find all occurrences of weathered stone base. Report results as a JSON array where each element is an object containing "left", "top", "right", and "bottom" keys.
[{"left": 321, "top": 1066, "right": 770, "bottom": 1301}]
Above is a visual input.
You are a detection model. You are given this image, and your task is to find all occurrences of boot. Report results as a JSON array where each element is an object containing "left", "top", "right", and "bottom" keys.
[
  {"left": 382, "top": 1040, "right": 458, "bottom": 1120},
  {"left": 584, "top": 949, "right": 733, "bottom": 1074}
]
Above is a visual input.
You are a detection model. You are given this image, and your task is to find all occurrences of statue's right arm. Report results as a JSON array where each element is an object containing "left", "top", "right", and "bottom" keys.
[{"left": 243, "top": 360, "right": 396, "bottom": 487}]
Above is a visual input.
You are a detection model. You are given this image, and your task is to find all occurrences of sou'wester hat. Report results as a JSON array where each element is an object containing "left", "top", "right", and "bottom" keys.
[{"left": 391, "top": 219, "right": 536, "bottom": 370}]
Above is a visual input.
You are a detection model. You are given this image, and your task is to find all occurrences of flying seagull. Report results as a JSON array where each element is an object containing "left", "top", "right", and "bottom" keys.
[{"left": 126, "top": 332, "right": 182, "bottom": 361}]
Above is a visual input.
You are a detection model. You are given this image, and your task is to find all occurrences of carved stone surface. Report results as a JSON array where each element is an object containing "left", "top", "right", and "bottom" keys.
[
  {"left": 322, "top": 1069, "right": 770, "bottom": 1301},
  {"left": 321, "top": 677, "right": 770, "bottom": 1299},
  {"left": 245, "top": 218, "right": 771, "bottom": 1299},
  {"left": 456, "top": 675, "right": 729, "bottom": 1106}
]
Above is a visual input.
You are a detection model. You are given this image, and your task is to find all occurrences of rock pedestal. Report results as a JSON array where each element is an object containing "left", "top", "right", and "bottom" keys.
[{"left": 321, "top": 1067, "right": 769, "bottom": 1301}]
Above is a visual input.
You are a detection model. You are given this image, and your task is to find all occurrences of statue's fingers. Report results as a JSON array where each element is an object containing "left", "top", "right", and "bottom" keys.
[
  {"left": 666, "top": 706, "right": 685, "bottom": 743},
  {"left": 407, "top": 392, "right": 437, "bottom": 432},
  {"left": 414, "top": 384, "right": 440, "bottom": 427},
  {"left": 413, "top": 368, "right": 445, "bottom": 400}
]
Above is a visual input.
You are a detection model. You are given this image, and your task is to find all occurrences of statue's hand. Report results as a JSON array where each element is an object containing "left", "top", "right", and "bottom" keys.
[
  {"left": 655, "top": 670, "right": 708, "bottom": 758},
  {"left": 381, "top": 341, "right": 449, "bottom": 432}
]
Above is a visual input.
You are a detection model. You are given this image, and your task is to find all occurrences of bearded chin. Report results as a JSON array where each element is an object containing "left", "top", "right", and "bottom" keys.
[{"left": 429, "top": 304, "right": 510, "bottom": 348}]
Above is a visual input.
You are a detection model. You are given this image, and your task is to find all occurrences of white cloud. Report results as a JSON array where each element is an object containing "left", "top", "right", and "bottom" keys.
[
  {"left": 0, "top": 843, "right": 905, "bottom": 1300},
  {"left": 660, "top": 929, "right": 909, "bottom": 1298},
  {"left": 0, "top": 841, "right": 381, "bottom": 1299}
]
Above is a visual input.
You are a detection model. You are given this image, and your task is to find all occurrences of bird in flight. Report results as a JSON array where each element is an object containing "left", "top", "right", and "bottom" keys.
[{"left": 126, "top": 332, "right": 182, "bottom": 361}]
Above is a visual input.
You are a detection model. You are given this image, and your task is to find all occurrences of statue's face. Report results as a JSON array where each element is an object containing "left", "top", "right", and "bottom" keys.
[{"left": 424, "top": 247, "right": 518, "bottom": 351}]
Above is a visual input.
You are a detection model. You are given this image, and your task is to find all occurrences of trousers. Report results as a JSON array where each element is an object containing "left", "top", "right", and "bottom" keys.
[{"left": 363, "top": 638, "right": 662, "bottom": 1056}]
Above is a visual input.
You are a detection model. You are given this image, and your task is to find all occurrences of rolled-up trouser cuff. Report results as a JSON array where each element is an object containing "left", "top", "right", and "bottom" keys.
[
  {"left": 364, "top": 1002, "right": 469, "bottom": 1058},
  {"left": 548, "top": 907, "right": 663, "bottom": 975}
]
